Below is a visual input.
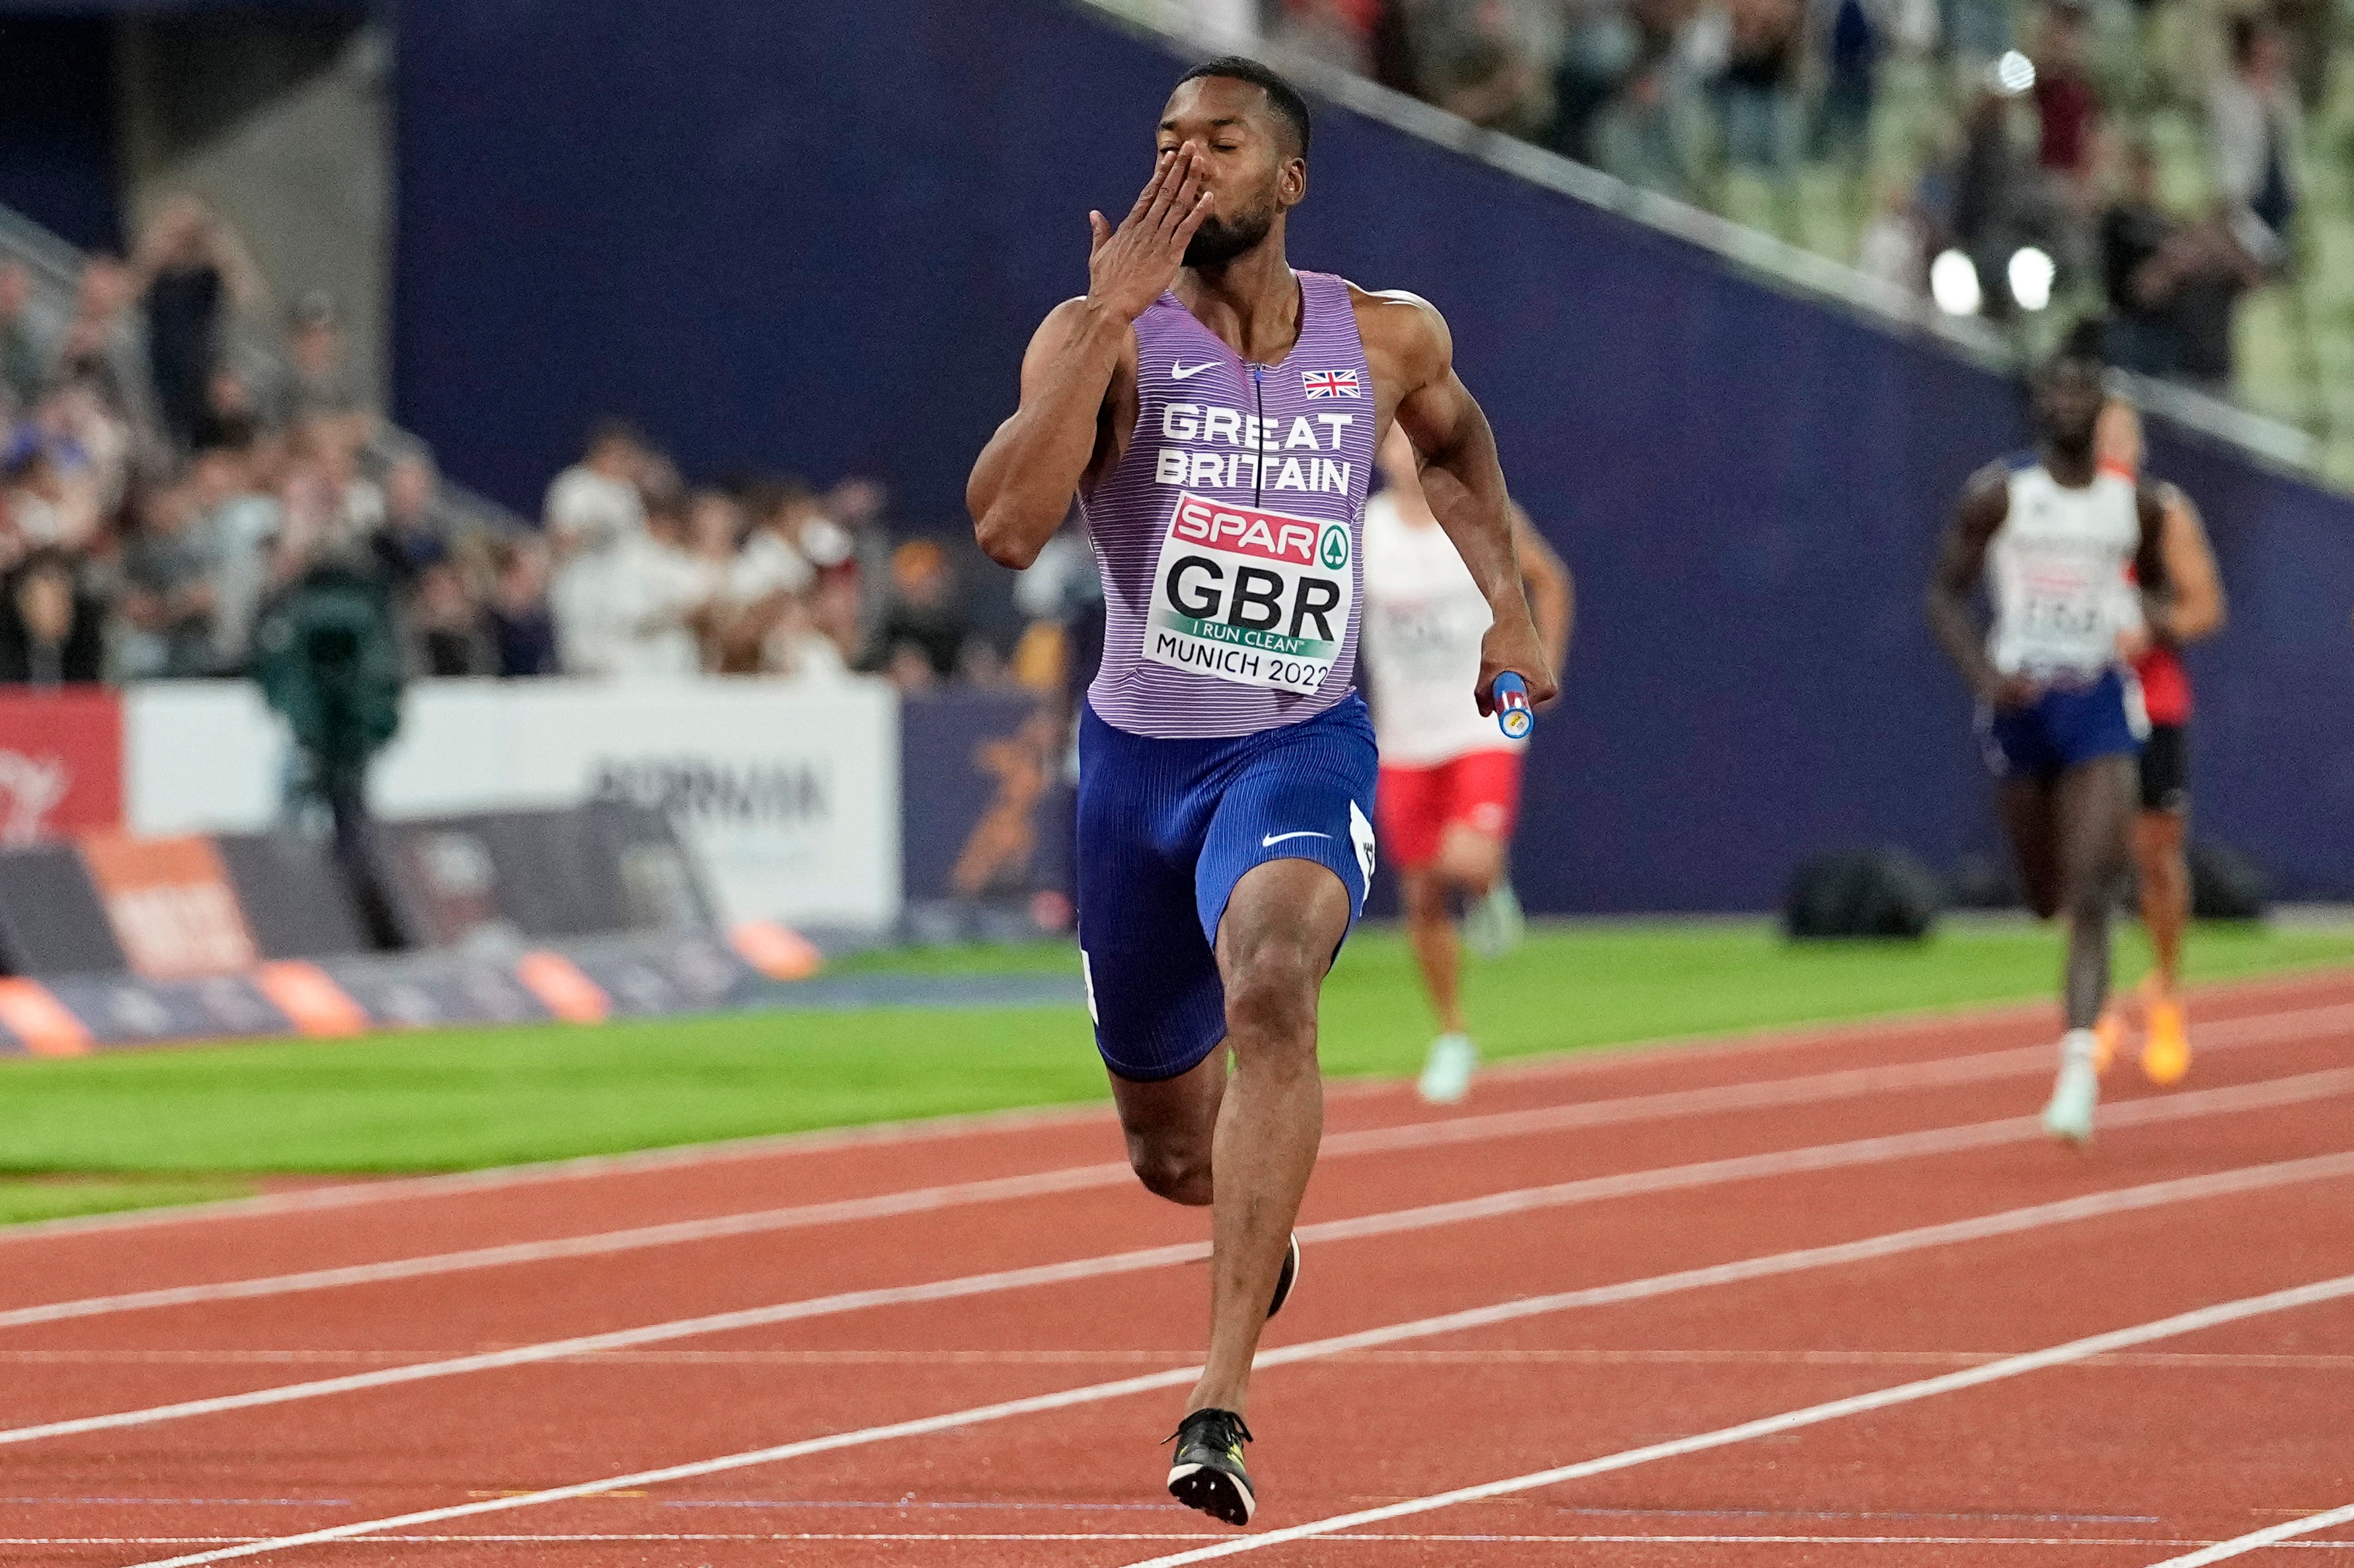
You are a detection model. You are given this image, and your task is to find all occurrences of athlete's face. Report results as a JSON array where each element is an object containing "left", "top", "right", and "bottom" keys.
[
  {"left": 1157, "top": 79, "right": 1306, "bottom": 269},
  {"left": 2034, "top": 361, "right": 2105, "bottom": 456}
]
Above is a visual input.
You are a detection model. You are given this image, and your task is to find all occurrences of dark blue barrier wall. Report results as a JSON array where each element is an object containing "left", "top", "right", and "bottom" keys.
[
  {"left": 0, "top": 15, "right": 121, "bottom": 252},
  {"left": 394, "top": 0, "right": 2354, "bottom": 908}
]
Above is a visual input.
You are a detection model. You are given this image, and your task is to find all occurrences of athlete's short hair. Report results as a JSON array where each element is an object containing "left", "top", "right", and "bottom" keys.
[
  {"left": 2037, "top": 318, "right": 2107, "bottom": 384},
  {"left": 1175, "top": 56, "right": 1312, "bottom": 158}
]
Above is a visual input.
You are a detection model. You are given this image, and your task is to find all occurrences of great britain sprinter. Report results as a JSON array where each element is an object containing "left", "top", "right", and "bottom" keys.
[
  {"left": 1927, "top": 331, "right": 2173, "bottom": 1147},
  {"left": 967, "top": 57, "right": 1556, "bottom": 1528}
]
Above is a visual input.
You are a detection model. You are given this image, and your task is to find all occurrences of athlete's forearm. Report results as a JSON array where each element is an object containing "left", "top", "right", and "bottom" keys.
[
  {"left": 1927, "top": 581, "right": 2000, "bottom": 699},
  {"left": 1420, "top": 421, "right": 1527, "bottom": 626},
  {"left": 969, "top": 303, "right": 1130, "bottom": 569}
]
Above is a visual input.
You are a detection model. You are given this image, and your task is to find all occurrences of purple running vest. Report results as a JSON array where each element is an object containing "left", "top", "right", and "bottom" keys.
[{"left": 1083, "top": 271, "right": 1378, "bottom": 739}]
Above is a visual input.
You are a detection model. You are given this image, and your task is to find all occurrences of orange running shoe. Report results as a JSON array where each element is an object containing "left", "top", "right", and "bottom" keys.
[
  {"left": 2091, "top": 1009, "right": 2127, "bottom": 1075},
  {"left": 2143, "top": 993, "right": 2191, "bottom": 1085}
]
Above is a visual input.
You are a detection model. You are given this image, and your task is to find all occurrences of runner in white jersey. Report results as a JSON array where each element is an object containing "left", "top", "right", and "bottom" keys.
[
  {"left": 1929, "top": 332, "right": 2170, "bottom": 1145},
  {"left": 1362, "top": 423, "right": 1570, "bottom": 1103},
  {"left": 966, "top": 59, "right": 1557, "bottom": 1525}
]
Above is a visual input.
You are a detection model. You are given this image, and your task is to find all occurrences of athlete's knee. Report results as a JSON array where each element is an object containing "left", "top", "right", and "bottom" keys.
[
  {"left": 1222, "top": 941, "right": 1323, "bottom": 1054},
  {"left": 1126, "top": 1133, "right": 1213, "bottom": 1206},
  {"left": 1402, "top": 870, "right": 1448, "bottom": 923}
]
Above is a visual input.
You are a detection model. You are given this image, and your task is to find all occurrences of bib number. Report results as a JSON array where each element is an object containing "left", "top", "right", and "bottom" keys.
[{"left": 1144, "top": 493, "right": 1353, "bottom": 695}]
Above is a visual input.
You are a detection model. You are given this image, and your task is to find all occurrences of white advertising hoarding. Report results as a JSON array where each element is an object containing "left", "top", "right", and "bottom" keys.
[{"left": 126, "top": 678, "right": 902, "bottom": 930}]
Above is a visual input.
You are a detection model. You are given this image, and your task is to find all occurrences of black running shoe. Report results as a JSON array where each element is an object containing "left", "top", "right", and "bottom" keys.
[
  {"left": 1267, "top": 1232, "right": 1302, "bottom": 1320},
  {"left": 1166, "top": 1408, "right": 1256, "bottom": 1526}
]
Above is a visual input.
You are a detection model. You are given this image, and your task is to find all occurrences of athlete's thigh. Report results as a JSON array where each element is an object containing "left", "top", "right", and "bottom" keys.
[
  {"left": 1997, "top": 774, "right": 2063, "bottom": 919},
  {"left": 1076, "top": 722, "right": 1226, "bottom": 1084},
  {"left": 1194, "top": 702, "right": 1380, "bottom": 950}
]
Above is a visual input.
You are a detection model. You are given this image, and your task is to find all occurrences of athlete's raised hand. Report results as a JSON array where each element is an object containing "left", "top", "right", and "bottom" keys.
[{"left": 1087, "top": 147, "right": 1214, "bottom": 323}]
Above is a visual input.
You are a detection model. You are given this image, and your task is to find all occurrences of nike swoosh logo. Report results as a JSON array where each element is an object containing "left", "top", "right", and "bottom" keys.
[
  {"left": 1262, "top": 831, "right": 1331, "bottom": 847},
  {"left": 1170, "top": 361, "right": 1217, "bottom": 380}
]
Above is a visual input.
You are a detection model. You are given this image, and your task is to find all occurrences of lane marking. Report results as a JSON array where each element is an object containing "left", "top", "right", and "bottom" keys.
[
  {"left": 106, "top": 1148, "right": 2354, "bottom": 1567},
  {"left": 20, "top": 1532, "right": 2346, "bottom": 1546},
  {"left": 1116, "top": 1271, "right": 2354, "bottom": 1566},
  {"left": 2149, "top": 1504, "right": 2354, "bottom": 1565},
  {"left": 12, "top": 1001, "right": 2349, "bottom": 1332},
  {"left": 13, "top": 1068, "right": 2354, "bottom": 1450},
  {"left": 15, "top": 979, "right": 2343, "bottom": 1245}
]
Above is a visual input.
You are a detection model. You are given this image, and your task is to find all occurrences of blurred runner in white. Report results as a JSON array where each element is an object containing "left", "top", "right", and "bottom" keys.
[{"left": 1362, "top": 424, "right": 1571, "bottom": 1103}]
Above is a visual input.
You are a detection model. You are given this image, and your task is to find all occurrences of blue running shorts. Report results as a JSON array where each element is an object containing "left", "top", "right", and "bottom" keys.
[
  {"left": 1980, "top": 668, "right": 2148, "bottom": 781},
  {"left": 1076, "top": 694, "right": 1379, "bottom": 1083}
]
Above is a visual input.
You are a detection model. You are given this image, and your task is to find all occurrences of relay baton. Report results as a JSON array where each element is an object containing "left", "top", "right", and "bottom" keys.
[{"left": 1492, "top": 672, "right": 1535, "bottom": 740}]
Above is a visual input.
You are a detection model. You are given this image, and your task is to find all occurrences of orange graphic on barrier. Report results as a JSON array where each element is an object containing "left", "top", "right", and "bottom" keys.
[
  {"left": 0, "top": 978, "right": 92, "bottom": 1056},
  {"left": 77, "top": 834, "right": 260, "bottom": 981},
  {"left": 253, "top": 961, "right": 371, "bottom": 1038},
  {"left": 516, "top": 952, "right": 612, "bottom": 1023}
]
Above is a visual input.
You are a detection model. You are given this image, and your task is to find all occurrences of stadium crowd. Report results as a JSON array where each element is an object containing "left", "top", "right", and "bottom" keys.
[
  {"left": 0, "top": 198, "right": 1058, "bottom": 694},
  {"left": 1135, "top": 0, "right": 2328, "bottom": 391}
]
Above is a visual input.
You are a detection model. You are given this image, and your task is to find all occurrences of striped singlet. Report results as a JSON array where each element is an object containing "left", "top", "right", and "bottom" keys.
[{"left": 1081, "top": 270, "right": 1378, "bottom": 740}]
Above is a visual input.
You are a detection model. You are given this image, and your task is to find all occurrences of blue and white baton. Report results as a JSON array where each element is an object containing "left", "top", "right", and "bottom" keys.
[{"left": 1492, "top": 672, "right": 1535, "bottom": 740}]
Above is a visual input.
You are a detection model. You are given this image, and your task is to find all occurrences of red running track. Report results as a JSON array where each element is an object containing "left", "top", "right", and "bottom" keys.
[{"left": 4, "top": 968, "right": 2353, "bottom": 1567}]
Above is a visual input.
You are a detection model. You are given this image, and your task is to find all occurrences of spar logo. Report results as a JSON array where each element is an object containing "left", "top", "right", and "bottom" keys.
[
  {"left": 1171, "top": 494, "right": 1321, "bottom": 563},
  {"left": 1320, "top": 524, "right": 1348, "bottom": 571}
]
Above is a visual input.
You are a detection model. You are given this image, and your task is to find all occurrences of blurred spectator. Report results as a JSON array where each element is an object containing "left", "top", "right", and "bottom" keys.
[
  {"left": 2211, "top": 14, "right": 2300, "bottom": 261},
  {"left": 133, "top": 197, "right": 265, "bottom": 456},
  {"left": 281, "top": 415, "right": 385, "bottom": 572},
  {"left": 410, "top": 557, "right": 494, "bottom": 677},
  {"left": 608, "top": 487, "right": 719, "bottom": 678},
  {"left": 2029, "top": 1, "right": 2101, "bottom": 187},
  {"left": 867, "top": 538, "right": 980, "bottom": 688},
  {"left": 714, "top": 482, "right": 817, "bottom": 675},
  {"left": 1415, "top": 0, "right": 1549, "bottom": 135},
  {"left": 1591, "top": 57, "right": 1709, "bottom": 200},
  {"left": 486, "top": 538, "right": 559, "bottom": 678},
  {"left": 543, "top": 419, "right": 649, "bottom": 677},
  {"left": 50, "top": 256, "right": 151, "bottom": 441},
  {"left": 0, "top": 263, "right": 40, "bottom": 414},
  {"left": 184, "top": 421, "right": 283, "bottom": 673},
  {"left": 1816, "top": 0, "right": 1880, "bottom": 163},
  {"left": 1719, "top": 0, "right": 1805, "bottom": 172},
  {"left": 268, "top": 291, "right": 367, "bottom": 434},
  {"left": 1, "top": 417, "right": 102, "bottom": 560},
  {"left": 371, "top": 454, "right": 447, "bottom": 591},
  {"left": 1858, "top": 181, "right": 1933, "bottom": 291},
  {"left": 2102, "top": 196, "right": 2269, "bottom": 392},
  {"left": 0, "top": 549, "right": 105, "bottom": 685},
  {"left": 116, "top": 484, "right": 222, "bottom": 680}
]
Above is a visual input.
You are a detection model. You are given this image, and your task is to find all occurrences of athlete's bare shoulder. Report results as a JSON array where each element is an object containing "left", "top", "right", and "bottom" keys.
[
  {"left": 1344, "top": 282, "right": 1452, "bottom": 412},
  {"left": 1949, "top": 459, "right": 2013, "bottom": 545}
]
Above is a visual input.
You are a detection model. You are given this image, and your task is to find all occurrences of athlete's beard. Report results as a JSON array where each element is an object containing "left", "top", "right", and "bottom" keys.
[{"left": 1183, "top": 201, "right": 1276, "bottom": 269}]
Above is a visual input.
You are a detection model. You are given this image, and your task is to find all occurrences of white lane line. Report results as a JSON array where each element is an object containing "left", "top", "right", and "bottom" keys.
[
  {"left": 108, "top": 1148, "right": 2354, "bottom": 1568},
  {"left": 13, "top": 1066, "right": 2352, "bottom": 1450},
  {"left": 2148, "top": 1504, "right": 2354, "bottom": 1565},
  {"left": 1117, "top": 1271, "right": 2354, "bottom": 1567},
  {"left": 13, "top": 1533, "right": 2324, "bottom": 1547},
  {"left": 13, "top": 1000, "right": 2349, "bottom": 1331},
  {"left": 16, "top": 980, "right": 2345, "bottom": 1246}
]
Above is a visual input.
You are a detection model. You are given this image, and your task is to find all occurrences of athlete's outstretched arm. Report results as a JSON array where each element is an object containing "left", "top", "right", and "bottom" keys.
[
  {"left": 1927, "top": 467, "right": 2033, "bottom": 709},
  {"left": 968, "top": 149, "right": 1213, "bottom": 569},
  {"left": 1368, "top": 295, "right": 1557, "bottom": 714},
  {"left": 2147, "top": 483, "right": 2226, "bottom": 645}
]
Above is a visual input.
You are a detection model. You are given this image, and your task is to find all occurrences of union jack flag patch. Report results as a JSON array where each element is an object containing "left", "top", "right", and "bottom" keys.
[{"left": 1301, "top": 369, "right": 1361, "bottom": 399}]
